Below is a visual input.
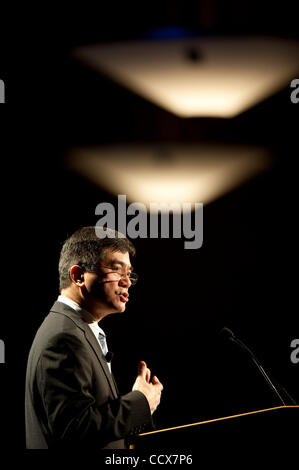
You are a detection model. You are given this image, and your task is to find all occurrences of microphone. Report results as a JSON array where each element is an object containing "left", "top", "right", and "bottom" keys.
[
  {"left": 221, "top": 327, "right": 297, "bottom": 406},
  {"left": 105, "top": 351, "right": 114, "bottom": 363}
]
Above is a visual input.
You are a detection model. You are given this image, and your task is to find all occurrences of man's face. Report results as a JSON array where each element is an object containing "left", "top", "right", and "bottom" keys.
[{"left": 83, "top": 249, "right": 133, "bottom": 318}]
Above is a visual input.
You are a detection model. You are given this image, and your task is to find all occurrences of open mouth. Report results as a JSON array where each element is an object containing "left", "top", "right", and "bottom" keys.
[{"left": 118, "top": 292, "right": 129, "bottom": 303}]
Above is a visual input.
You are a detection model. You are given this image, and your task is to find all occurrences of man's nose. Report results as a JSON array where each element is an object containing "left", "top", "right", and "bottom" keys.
[{"left": 119, "top": 274, "right": 131, "bottom": 288}]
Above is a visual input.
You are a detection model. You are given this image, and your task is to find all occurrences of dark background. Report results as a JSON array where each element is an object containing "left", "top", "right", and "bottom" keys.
[{"left": 0, "top": 0, "right": 298, "bottom": 454}]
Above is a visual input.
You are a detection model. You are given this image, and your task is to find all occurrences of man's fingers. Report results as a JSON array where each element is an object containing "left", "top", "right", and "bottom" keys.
[
  {"left": 152, "top": 375, "right": 163, "bottom": 390},
  {"left": 138, "top": 362, "right": 162, "bottom": 389},
  {"left": 133, "top": 368, "right": 163, "bottom": 415},
  {"left": 138, "top": 361, "right": 151, "bottom": 382},
  {"left": 138, "top": 361, "right": 147, "bottom": 379},
  {"left": 145, "top": 368, "right": 151, "bottom": 383}
]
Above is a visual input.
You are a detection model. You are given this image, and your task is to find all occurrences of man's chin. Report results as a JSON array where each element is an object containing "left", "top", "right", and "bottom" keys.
[
  {"left": 117, "top": 303, "right": 127, "bottom": 313},
  {"left": 110, "top": 302, "right": 127, "bottom": 313}
]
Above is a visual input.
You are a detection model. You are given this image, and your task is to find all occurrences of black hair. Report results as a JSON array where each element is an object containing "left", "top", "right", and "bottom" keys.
[{"left": 58, "top": 226, "right": 136, "bottom": 291}]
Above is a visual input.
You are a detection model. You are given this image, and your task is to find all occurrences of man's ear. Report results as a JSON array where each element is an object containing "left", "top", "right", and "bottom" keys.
[{"left": 69, "top": 265, "right": 85, "bottom": 287}]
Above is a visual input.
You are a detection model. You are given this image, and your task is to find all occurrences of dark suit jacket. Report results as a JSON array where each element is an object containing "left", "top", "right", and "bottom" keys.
[{"left": 25, "top": 301, "right": 153, "bottom": 449}]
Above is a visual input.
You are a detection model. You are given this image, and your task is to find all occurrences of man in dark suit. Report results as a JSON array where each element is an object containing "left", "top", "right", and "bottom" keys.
[{"left": 25, "top": 226, "right": 163, "bottom": 449}]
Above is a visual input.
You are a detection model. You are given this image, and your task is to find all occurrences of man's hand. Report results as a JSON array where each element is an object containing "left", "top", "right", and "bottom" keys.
[{"left": 132, "top": 361, "right": 163, "bottom": 414}]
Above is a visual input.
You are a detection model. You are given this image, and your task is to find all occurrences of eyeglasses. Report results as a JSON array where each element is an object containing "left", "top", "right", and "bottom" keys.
[{"left": 81, "top": 264, "right": 138, "bottom": 285}]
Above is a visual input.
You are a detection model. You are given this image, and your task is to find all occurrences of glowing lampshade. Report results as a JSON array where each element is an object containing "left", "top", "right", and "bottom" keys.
[
  {"left": 66, "top": 143, "right": 272, "bottom": 207},
  {"left": 73, "top": 36, "right": 299, "bottom": 118}
]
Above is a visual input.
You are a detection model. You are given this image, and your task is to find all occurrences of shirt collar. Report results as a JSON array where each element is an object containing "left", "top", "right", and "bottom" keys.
[{"left": 57, "top": 295, "right": 106, "bottom": 337}]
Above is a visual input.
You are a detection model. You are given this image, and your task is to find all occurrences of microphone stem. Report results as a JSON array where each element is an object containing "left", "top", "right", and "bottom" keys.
[
  {"left": 251, "top": 357, "right": 287, "bottom": 406},
  {"left": 232, "top": 337, "right": 287, "bottom": 406}
]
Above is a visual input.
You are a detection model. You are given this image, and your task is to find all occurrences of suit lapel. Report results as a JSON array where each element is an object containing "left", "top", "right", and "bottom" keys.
[
  {"left": 50, "top": 301, "right": 119, "bottom": 399},
  {"left": 83, "top": 325, "right": 119, "bottom": 399}
]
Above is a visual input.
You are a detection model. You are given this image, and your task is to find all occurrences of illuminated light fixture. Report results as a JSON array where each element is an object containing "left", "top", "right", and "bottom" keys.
[
  {"left": 66, "top": 143, "right": 272, "bottom": 207},
  {"left": 73, "top": 36, "right": 299, "bottom": 118}
]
